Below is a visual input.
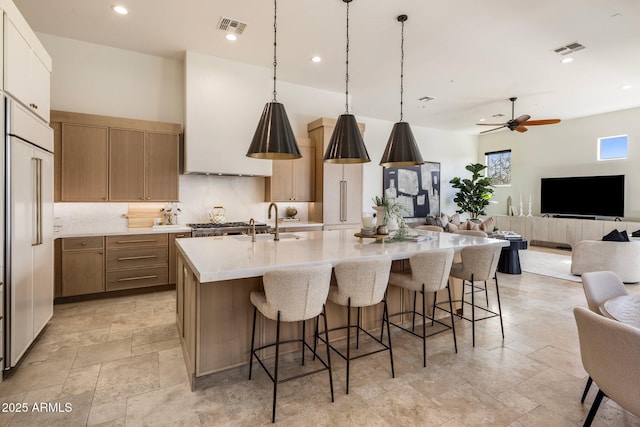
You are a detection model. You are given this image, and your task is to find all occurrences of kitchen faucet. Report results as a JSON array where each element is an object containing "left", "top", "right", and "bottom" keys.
[
  {"left": 268, "top": 203, "right": 280, "bottom": 241},
  {"left": 249, "top": 218, "right": 256, "bottom": 242}
]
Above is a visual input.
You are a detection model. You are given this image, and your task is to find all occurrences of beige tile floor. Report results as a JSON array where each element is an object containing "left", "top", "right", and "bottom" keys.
[{"left": 1, "top": 249, "right": 639, "bottom": 426}]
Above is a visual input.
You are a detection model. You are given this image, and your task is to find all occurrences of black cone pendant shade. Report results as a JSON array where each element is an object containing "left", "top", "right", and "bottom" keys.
[
  {"left": 247, "top": 102, "right": 301, "bottom": 159},
  {"left": 323, "top": 114, "right": 370, "bottom": 164},
  {"left": 323, "top": 0, "right": 370, "bottom": 164},
  {"left": 379, "top": 121, "right": 424, "bottom": 167},
  {"left": 379, "top": 14, "right": 424, "bottom": 167},
  {"left": 246, "top": 0, "right": 301, "bottom": 160}
]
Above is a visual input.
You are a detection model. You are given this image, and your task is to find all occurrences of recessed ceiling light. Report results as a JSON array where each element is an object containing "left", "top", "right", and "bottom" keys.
[
  {"left": 561, "top": 57, "right": 574, "bottom": 64},
  {"left": 112, "top": 5, "right": 128, "bottom": 15},
  {"left": 225, "top": 33, "right": 237, "bottom": 41},
  {"left": 478, "top": 118, "right": 486, "bottom": 122},
  {"left": 311, "top": 56, "right": 322, "bottom": 63},
  {"left": 621, "top": 85, "right": 632, "bottom": 90}
]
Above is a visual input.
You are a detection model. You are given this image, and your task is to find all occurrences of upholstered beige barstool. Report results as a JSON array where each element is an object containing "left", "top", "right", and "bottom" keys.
[
  {"left": 317, "top": 256, "right": 393, "bottom": 394},
  {"left": 579, "top": 271, "right": 628, "bottom": 404},
  {"left": 387, "top": 248, "right": 457, "bottom": 367},
  {"left": 249, "top": 264, "right": 334, "bottom": 423},
  {"left": 446, "top": 244, "right": 503, "bottom": 347}
]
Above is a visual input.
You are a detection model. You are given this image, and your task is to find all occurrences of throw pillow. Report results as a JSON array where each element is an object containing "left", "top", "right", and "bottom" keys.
[
  {"left": 446, "top": 222, "right": 459, "bottom": 232},
  {"left": 439, "top": 213, "right": 450, "bottom": 228},
  {"left": 633, "top": 229, "right": 640, "bottom": 238},
  {"left": 602, "top": 229, "right": 630, "bottom": 242},
  {"left": 449, "top": 213, "right": 461, "bottom": 225},
  {"left": 425, "top": 216, "right": 440, "bottom": 226},
  {"left": 466, "top": 221, "right": 480, "bottom": 231},
  {"left": 479, "top": 217, "right": 495, "bottom": 233}
]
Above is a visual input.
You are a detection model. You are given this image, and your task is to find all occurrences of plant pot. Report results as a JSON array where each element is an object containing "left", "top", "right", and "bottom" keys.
[{"left": 372, "top": 206, "right": 385, "bottom": 229}]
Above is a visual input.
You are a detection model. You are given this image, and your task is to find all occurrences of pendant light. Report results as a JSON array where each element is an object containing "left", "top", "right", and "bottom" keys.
[
  {"left": 323, "top": 0, "right": 370, "bottom": 164},
  {"left": 379, "top": 15, "right": 424, "bottom": 167},
  {"left": 246, "top": 0, "right": 301, "bottom": 160}
]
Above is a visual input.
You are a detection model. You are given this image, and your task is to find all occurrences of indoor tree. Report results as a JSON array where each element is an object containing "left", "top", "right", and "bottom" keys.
[{"left": 449, "top": 163, "right": 494, "bottom": 220}]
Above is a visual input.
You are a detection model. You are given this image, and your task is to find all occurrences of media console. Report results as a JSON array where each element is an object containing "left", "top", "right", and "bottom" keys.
[{"left": 495, "top": 215, "right": 640, "bottom": 248}]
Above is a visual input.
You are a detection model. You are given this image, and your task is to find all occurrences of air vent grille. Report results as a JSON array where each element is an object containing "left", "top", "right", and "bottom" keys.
[
  {"left": 217, "top": 17, "right": 247, "bottom": 35},
  {"left": 553, "top": 41, "right": 585, "bottom": 55},
  {"left": 418, "top": 96, "right": 435, "bottom": 102}
]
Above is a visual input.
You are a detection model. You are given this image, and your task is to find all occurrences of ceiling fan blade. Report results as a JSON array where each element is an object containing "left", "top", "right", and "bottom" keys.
[
  {"left": 476, "top": 123, "right": 508, "bottom": 126},
  {"left": 521, "top": 119, "right": 561, "bottom": 126},
  {"left": 513, "top": 114, "right": 531, "bottom": 125},
  {"left": 515, "top": 126, "right": 528, "bottom": 133},
  {"left": 480, "top": 125, "right": 507, "bottom": 134}
]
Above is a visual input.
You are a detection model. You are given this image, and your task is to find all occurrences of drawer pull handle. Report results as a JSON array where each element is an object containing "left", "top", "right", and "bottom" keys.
[
  {"left": 117, "top": 255, "right": 158, "bottom": 261},
  {"left": 116, "top": 239, "right": 157, "bottom": 244},
  {"left": 176, "top": 234, "right": 185, "bottom": 238},
  {"left": 117, "top": 275, "right": 158, "bottom": 282}
]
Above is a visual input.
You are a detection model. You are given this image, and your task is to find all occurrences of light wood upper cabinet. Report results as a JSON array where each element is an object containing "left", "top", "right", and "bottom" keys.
[
  {"left": 145, "top": 132, "right": 180, "bottom": 201},
  {"left": 4, "top": 16, "right": 51, "bottom": 122},
  {"left": 110, "top": 128, "right": 145, "bottom": 201},
  {"left": 60, "top": 123, "right": 109, "bottom": 201},
  {"left": 265, "top": 137, "right": 315, "bottom": 202},
  {"left": 52, "top": 111, "right": 181, "bottom": 202}
]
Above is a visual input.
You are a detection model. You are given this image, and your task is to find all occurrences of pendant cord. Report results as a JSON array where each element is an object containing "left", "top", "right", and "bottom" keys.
[
  {"left": 400, "top": 18, "right": 404, "bottom": 122},
  {"left": 344, "top": 1, "right": 350, "bottom": 114},
  {"left": 272, "top": 0, "right": 278, "bottom": 102}
]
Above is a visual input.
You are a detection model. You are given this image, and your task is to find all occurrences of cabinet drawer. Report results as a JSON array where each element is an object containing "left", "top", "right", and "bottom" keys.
[
  {"left": 62, "top": 236, "right": 104, "bottom": 251},
  {"left": 107, "top": 247, "right": 168, "bottom": 270},
  {"left": 106, "top": 234, "right": 168, "bottom": 248},
  {"left": 106, "top": 266, "right": 168, "bottom": 291}
]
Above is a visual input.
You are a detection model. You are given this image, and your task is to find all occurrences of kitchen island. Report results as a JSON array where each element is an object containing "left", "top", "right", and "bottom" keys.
[{"left": 175, "top": 228, "right": 508, "bottom": 390}]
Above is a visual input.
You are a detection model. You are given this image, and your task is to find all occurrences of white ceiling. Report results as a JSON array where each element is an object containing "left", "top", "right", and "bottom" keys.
[{"left": 13, "top": 0, "right": 640, "bottom": 134}]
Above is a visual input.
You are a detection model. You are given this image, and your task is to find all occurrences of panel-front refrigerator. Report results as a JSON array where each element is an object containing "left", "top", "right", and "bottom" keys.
[{"left": 3, "top": 95, "right": 54, "bottom": 370}]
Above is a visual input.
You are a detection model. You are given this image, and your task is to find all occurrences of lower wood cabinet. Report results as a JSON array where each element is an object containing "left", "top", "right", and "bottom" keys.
[
  {"left": 60, "top": 237, "right": 105, "bottom": 297},
  {"left": 56, "top": 231, "right": 188, "bottom": 298}
]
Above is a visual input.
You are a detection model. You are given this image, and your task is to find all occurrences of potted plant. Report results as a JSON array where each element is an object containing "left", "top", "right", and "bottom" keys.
[
  {"left": 372, "top": 196, "right": 409, "bottom": 238},
  {"left": 449, "top": 163, "right": 494, "bottom": 220}
]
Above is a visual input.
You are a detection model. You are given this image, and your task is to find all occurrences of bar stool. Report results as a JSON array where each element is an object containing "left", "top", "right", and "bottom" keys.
[
  {"left": 387, "top": 248, "right": 457, "bottom": 367},
  {"left": 445, "top": 244, "right": 503, "bottom": 347},
  {"left": 248, "top": 263, "right": 334, "bottom": 423},
  {"left": 317, "top": 256, "right": 393, "bottom": 394}
]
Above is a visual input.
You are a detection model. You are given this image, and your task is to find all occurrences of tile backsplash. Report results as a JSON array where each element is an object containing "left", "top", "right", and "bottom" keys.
[{"left": 54, "top": 174, "right": 310, "bottom": 229}]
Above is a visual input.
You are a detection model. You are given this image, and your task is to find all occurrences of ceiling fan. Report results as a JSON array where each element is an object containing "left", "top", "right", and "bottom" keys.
[{"left": 477, "top": 97, "right": 561, "bottom": 134}]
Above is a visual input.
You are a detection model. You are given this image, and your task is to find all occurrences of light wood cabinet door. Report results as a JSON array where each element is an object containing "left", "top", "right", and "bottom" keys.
[
  {"left": 145, "top": 132, "right": 179, "bottom": 201},
  {"left": 60, "top": 124, "right": 109, "bottom": 201},
  {"left": 343, "top": 164, "right": 363, "bottom": 224},
  {"left": 268, "top": 159, "right": 294, "bottom": 202},
  {"left": 61, "top": 250, "right": 105, "bottom": 297},
  {"left": 292, "top": 144, "right": 316, "bottom": 201},
  {"left": 169, "top": 232, "right": 190, "bottom": 285},
  {"left": 109, "top": 128, "right": 145, "bottom": 201}
]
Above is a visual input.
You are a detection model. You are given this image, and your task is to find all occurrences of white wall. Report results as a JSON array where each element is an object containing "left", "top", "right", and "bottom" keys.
[
  {"left": 38, "top": 33, "right": 183, "bottom": 124},
  {"left": 478, "top": 107, "right": 640, "bottom": 220},
  {"left": 45, "top": 35, "right": 477, "bottom": 225}
]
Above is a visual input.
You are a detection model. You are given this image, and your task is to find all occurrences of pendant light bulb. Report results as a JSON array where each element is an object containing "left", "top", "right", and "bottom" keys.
[
  {"left": 379, "top": 14, "right": 424, "bottom": 167},
  {"left": 323, "top": 0, "right": 370, "bottom": 164},
  {"left": 247, "top": 0, "right": 301, "bottom": 160}
]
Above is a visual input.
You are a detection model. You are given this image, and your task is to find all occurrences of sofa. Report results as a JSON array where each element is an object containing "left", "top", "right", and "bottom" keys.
[{"left": 571, "top": 240, "right": 640, "bottom": 283}]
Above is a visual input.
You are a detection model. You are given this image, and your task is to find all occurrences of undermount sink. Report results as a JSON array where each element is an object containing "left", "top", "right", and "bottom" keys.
[{"left": 232, "top": 233, "right": 303, "bottom": 241}]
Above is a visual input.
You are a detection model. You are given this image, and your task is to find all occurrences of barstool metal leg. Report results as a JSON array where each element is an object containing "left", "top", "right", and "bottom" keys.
[
  {"left": 447, "top": 284, "right": 458, "bottom": 353},
  {"left": 431, "top": 291, "right": 437, "bottom": 327},
  {"left": 422, "top": 284, "right": 427, "bottom": 367},
  {"left": 384, "top": 299, "right": 395, "bottom": 378},
  {"left": 322, "top": 305, "right": 335, "bottom": 403},
  {"left": 356, "top": 307, "right": 361, "bottom": 349},
  {"left": 494, "top": 274, "right": 505, "bottom": 338},
  {"left": 471, "top": 274, "right": 476, "bottom": 347},
  {"left": 412, "top": 291, "right": 417, "bottom": 331},
  {"left": 272, "top": 311, "right": 281, "bottom": 424},
  {"left": 312, "top": 316, "right": 319, "bottom": 361},
  {"left": 249, "top": 306, "right": 257, "bottom": 380},
  {"left": 581, "top": 376, "right": 593, "bottom": 404},
  {"left": 301, "top": 319, "right": 306, "bottom": 366}
]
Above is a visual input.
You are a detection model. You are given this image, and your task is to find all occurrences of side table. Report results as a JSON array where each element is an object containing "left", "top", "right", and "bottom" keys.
[{"left": 497, "top": 239, "right": 528, "bottom": 274}]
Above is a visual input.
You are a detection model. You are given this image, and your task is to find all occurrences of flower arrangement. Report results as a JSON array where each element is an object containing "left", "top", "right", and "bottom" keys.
[
  {"left": 160, "top": 203, "right": 181, "bottom": 225},
  {"left": 372, "top": 196, "right": 409, "bottom": 240}
]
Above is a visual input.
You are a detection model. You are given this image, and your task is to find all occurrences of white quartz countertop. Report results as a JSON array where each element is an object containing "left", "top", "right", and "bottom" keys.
[
  {"left": 176, "top": 228, "right": 509, "bottom": 283},
  {"left": 55, "top": 225, "right": 192, "bottom": 238},
  {"left": 274, "top": 220, "right": 323, "bottom": 228}
]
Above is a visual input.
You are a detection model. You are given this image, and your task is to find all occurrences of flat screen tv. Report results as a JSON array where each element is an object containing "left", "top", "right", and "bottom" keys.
[{"left": 540, "top": 175, "right": 625, "bottom": 218}]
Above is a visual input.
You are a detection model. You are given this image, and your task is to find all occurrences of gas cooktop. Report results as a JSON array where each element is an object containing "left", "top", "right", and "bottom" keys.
[
  {"left": 187, "top": 221, "right": 270, "bottom": 237},
  {"left": 187, "top": 222, "right": 266, "bottom": 229}
]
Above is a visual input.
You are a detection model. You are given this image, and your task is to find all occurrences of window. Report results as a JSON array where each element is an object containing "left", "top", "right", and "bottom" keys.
[
  {"left": 598, "top": 135, "right": 627, "bottom": 160},
  {"left": 485, "top": 150, "right": 511, "bottom": 186}
]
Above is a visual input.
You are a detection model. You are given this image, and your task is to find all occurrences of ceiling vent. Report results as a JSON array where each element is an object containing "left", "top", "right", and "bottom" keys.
[
  {"left": 217, "top": 17, "right": 247, "bottom": 35},
  {"left": 553, "top": 41, "right": 585, "bottom": 55},
  {"left": 418, "top": 96, "right": 435, "bottom": 102}
]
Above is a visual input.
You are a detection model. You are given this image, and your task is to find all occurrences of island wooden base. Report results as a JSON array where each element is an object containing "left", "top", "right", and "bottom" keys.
[{"left": 176, "top": 254, "right": 464, "bottom": 390}]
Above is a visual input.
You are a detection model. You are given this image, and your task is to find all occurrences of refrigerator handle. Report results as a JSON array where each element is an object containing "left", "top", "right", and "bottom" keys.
[{"left": 32, "top": 157, "right": 43, "bottom": 246}]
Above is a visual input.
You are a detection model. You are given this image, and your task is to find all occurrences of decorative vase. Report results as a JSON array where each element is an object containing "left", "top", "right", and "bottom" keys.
[{"left": 372, "top": 206, "right": 386, "bottom": 230}]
